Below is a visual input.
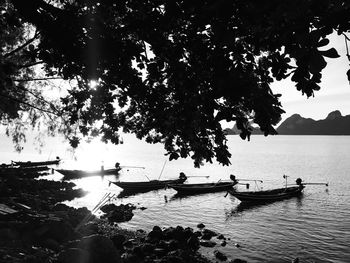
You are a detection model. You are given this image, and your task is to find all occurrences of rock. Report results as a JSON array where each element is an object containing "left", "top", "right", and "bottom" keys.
[
  {"left": 77, "top": 234, "right": 122, "bottom": 263},
  {"left": 136, "top": 229, "right": 146, "bottom": 234},
  {"left": 174, "top": 226, "right": 189, "bottom": 243},
  {"left": 168, "top": 239, "right": 180, "bottom": 251},
  {"left": 163, "top": 227, "right": 176, "bottom": 239},
  {"left": 53, "top": 203, "right": 70, "bottom": 211},
  {"left": 197, "top": 223, "right": 205, "bottom": 229},
  {"left": 154, "top": 248, "right": 167, "bottom": 256},
  {"left": 160, "top": 255, "right": 185, "bottom": 263},
  {"left": 187, "top": 235, "right": 200, "bottom": 250},
  {"left": 111, "top": 234, "right": 126, "bottom": 249},
  {"left": 157, "top": 240, "right": 168, "bottom": 250},
  {"left": 231, "top": 259, "right": 247, "bottom": 263},
  {"left": 147, "top": 229, "right": 164, "bottom": 241},
  {"left": 99, "top": 203, "right": 116, "bottom": 213},
  {"left": 194, "top": 230, "right": 202, "bottom": 237},
  {"left": 201, "top": 229, "right": 217, "bottom": 240},
  {"left": 200, "top": 240, "right": 217, "bottom": 247},
  {"left": 63, "top": 239, "right": 80, "bottom": 249},
  {"left": 132, "top": 245, "right": 143, "bottom": 257},
  {"left": 0, "top": 228, "right": 20, "bottom": 244},
  {"left": 292, "top": 258, "right": 300, "bottom": 263},
  {"left": 100, "top": 204, "right": 136, "bottom": 223},
  {"left": 183, "top": 227, "right": 194, "bottom": 240},
  {"left": 221, "top": 240, "right": 227, "bottom": 247},
  {"left": 234, "top": 243, "right": 240, "bottom": 248},
  {"left": 41, "top": 238, "right": 61, "bottom": 251},
  {"left": 34, "top": 218, "right": 78, "bottom": 243},
  {"left": 217, "top": 234, "right": 225, "bottom": 240},
  {"left": 175, "top": 225, "right": 184, "bottom": 232},
  {"left": 153, "top": 225, "right": 162, "bottom": 232},
  {"left": 214, "top": 250, "right": 228, "bottom": 261},
  {"left": 121, "top": 252, "right": 141, "bottom": 263},
  {"left": 141, "top": 243, "right": 156, "bottom": 254},
  {"left": 123, "top": 239, "right": 134, "bottom": 249},
  {"left": 163, "top": 226, "right": 186, "bottom": 242},
  {"left": 57, "top": 248, "right": 91, "bottom": 263},
  {"left": 78, "top": 222, "right": 99, "bottom": 236}
]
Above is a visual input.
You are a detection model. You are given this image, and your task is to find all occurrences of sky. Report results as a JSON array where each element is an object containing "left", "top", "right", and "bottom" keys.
[{"left": 272, "top": 33, "right": 350, "bottom": 122}]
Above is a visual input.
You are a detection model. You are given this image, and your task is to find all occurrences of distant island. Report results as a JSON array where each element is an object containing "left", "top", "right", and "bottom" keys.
[{"left": 224, "top": 110, "right": 350, "bottom": 135}]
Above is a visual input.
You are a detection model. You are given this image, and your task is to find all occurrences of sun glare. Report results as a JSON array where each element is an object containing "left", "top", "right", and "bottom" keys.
[{"left": 89, "top": 79, "right": 99, "bottom": 89}]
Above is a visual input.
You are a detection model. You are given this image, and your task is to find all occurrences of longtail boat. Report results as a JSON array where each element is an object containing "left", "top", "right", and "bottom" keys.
[
  {"left": 57, "top": 168, "right": 121, "bottom": 180},
  {"left": 110, "top": 173, "right": 187, "bottom": 192},
  {"left": 12, "top": 158, "right": 61, "bottom": 167},
  {"left": 229, "top": 177, "right": 328, "bottom": 203},
  {"left": 168, "top": 176, "right": 238, "bottom": 195},
  {"left": 229, "top": 185, "right": 304, "bottom": 202}
]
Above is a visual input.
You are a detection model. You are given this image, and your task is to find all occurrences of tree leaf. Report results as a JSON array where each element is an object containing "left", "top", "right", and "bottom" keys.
[
  {"left": 317, "top": 38, "right": 329, "bottom": 47},
  {"left": 320, "top": 48, "right": 340, "bottom": 58},
  {"left": 169, "top": 152, "right": 179, "bottom": 161},
  {"left": 309, "top": 53, "right": 327, "bottom": 74}
]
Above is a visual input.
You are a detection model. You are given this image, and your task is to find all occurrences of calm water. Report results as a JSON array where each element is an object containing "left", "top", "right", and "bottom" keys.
[{"left": 1, "top": 134, "right": 350, "bottom": 262}]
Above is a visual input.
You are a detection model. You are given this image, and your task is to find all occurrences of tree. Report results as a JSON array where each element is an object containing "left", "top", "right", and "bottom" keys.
[
  {"left": 4, "top": 0, "right": 350, "bottom": 166},
  {"left": 0, "top": 0, "right": 66, "bottom": 151}
]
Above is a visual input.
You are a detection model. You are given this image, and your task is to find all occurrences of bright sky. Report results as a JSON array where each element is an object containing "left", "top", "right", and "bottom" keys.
[{"left": 272, "top": 33, "right": 350, "bottom": 122}]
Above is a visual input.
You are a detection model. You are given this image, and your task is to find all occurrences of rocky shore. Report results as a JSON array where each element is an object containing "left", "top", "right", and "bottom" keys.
[{"left": 0, "top": 167, "right": 248, "bottom": 263}]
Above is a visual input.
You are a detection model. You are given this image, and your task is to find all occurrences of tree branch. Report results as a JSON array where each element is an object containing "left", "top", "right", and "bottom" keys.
[
  {"left": 18, "top": 60, "right": 44, "bottom": 69},
  {"left": 143, "top": 41, "right": 149, "bottom": 61},
  {"left": 13, "top": 77, "right": 63, "bottom": 82},
  {"left": 15, "top": 85, "right": 61, "bottom": 114},
  {"left": 343, "top": 34, "right": 350, "bottom": 61},
  {"left": 0, "top": 93, "right": 61, "bottom": 116},
  {"left": 4, "top": 30, "right": 39, "bottom": 59},
  {"left": 343, "top": 33, "right": 350, "bottom": 42}
]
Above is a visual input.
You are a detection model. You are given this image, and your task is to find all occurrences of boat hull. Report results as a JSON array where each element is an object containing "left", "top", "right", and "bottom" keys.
[
  {"left": 169, "top": 181, "right": 237, "bottom": 195},
  {"left": 230, "top": 186, "right": 304, "bottom": 202},
  {"left": 57, "top": 168, "right": 121, "bottom": 180},
  {"left": 112, "top": 178, "right": 186, "bottom": 192},
  {"left": 13, "top": 159, "right": 61, "bottom": 167}
]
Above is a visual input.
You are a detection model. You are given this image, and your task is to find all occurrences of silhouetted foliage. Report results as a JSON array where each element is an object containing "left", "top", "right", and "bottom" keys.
[
  {"left": 2, "top": 0, "right": 350, "bottom": 166},
  {"left": 0, "top": 0, "right": 66, "bottom": 150}
]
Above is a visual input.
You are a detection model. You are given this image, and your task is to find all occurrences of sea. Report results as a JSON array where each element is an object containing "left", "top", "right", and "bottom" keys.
[{"left": 1, "top": 134, "right": 349, "bottom": 263}]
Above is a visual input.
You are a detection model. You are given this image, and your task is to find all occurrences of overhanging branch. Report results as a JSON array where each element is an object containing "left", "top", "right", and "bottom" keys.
[
  {"left": 15, "top": 85, "right": 61, "bottom": 114},
  {"left": 13, "top": 77, "right": 63, "bottom": 82},
  {"left": 0, "top": 93, "right": 61, "bottom": 116},
  {"left": 19, "top": 60, "right": 44, "bottom": 69}
]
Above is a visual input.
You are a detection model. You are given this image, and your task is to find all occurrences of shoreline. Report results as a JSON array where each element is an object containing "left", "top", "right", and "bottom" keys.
[{"left": 0, "top": 168, "right": 248, "bottom": 263}]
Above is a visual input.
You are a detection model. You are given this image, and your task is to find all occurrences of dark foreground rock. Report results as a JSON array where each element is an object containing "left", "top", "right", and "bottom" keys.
[
  {"left": 100, "top": 203, "right": 136, "bottom": 223},
  {"left": 58, "top": 234, "right": 122, "bottom": 263}
]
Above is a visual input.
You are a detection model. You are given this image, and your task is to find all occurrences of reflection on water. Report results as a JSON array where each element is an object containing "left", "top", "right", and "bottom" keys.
[
  {"left": 226, "top": 194, "right": 305, "bottom": 219},
  {"left": 295, "top": 194, "right": 304, "bottom": 210},
  {"left": 117, "top": 189, "right": 164, "bottom": 198},
  {"left": 169, "top": 190, "right": 231, "bottom": 202}
]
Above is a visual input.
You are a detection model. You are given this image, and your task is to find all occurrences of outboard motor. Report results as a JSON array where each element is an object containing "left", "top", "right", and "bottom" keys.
[
  {"left": 296, "top": 178, "right": 303, "bottom": 186},
  {"left": 179, "top": 172, "right": 187, "bottom": 181},
  {"left": 115, "top": 162, "right": 121, "bottom": 170}
]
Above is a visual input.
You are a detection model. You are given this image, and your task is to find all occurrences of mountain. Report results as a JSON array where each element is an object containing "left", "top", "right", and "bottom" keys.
[
  {"left": 276, "top": 110, "right": 350, "bottom": 135},
  {"left": 223, "top": 123, "right": 263, "bottom": 135}
]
